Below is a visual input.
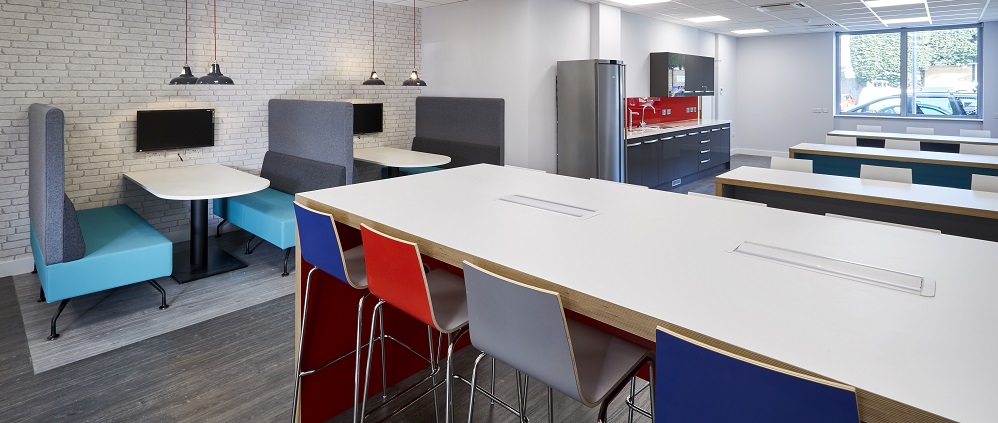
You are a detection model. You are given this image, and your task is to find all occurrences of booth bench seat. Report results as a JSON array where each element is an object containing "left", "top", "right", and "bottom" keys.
[
  {"left": 32, "top": 205, "right": 172, "bottom": 303},
  {"left": 213, "top": 188, "right": 295, "bottom": 252}
]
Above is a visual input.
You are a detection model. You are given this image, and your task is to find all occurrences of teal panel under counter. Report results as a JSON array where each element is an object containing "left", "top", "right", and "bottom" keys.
[{"left": 792, "top": 152, "right": 998, "bottom": 189}]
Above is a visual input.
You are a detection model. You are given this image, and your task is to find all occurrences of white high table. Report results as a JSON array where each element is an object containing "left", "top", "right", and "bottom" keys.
[
  {"left": 829, "top": 129, "right": 998, "bottom": 146},
  {"left": 353, "top": 146, "right": 451, "bottom": 177},
  {"left": 125, "top": 164, "right": 269, "bottom": 283},
  {"left": 296, "top": 164, "right": 998, "bottom": 423}
]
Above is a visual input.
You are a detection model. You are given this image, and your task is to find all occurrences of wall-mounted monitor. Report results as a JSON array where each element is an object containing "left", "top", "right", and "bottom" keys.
[
  {"left": 353, "top": 103, "right": 383, "bottom": 134},
  {"left": 136, "top": 109, "right": 215, "bottom": 152}
]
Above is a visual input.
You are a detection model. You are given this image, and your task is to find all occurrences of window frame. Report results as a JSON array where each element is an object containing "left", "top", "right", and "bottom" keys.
[{"left": 834, "top": 24, "right": 983, "bottom": 120}]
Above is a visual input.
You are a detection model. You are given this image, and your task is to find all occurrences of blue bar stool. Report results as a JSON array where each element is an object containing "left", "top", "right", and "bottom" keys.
[
  {"left": 655, "top": 326, "right": 860, "bottom": 422},
  {"left": 292, "top": 202, "right": 371, "bottom": 423}
]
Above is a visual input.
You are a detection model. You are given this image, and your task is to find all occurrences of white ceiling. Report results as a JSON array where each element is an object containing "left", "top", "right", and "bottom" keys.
[
  {"left": 375, "top": 0, "right": 995, "bottom": 37},
  {"left": 584, "top": 0, "right": 997, "bottom": 36}
]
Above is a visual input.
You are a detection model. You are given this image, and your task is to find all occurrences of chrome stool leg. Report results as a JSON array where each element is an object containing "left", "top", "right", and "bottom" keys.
[{"left": 292, "top": 267, "right": 318, "bottom": 423}]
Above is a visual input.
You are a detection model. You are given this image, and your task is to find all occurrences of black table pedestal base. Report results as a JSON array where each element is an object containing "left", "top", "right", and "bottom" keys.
[{"left": 171, "top": 239, "right": 248, "bottom": 284}]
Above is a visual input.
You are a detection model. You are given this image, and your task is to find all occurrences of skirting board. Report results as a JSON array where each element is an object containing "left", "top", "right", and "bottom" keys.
[
  {"left": 732, "top": 148, "right": 788, "bottom": 158},
  {"left": 0, "top": 257, "right": 34, "bottom": 278}
]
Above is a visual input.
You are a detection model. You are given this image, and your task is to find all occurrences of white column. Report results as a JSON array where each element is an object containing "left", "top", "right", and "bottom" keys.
[{"left": 590, "top": 3, "right": 621, "bottom": 59}]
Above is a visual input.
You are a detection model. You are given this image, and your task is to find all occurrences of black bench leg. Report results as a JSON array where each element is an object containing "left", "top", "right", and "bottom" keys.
[
  {"left": 37, "top": 285, "right": 45, "bottom": 303},
  {"left": 47, "top": 299, "right": 71, "bottom": 341},
  {"left": 148, "top": 280, "right": 170, "bottom": 310},
  {"left": 32, "top": 265, "right": 37, "bottom": 274},
  {"left": 245, "top": 235, "right": 263, "bottom": 255},
  {"left": 216, "top": 219, "right": 226, "bottom": 238},
  {"left": 282, "top": 248, "right": 293, "bottom": 277}
]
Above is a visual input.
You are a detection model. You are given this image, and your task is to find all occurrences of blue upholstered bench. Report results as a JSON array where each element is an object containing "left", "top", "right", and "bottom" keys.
[
  {"left": 32, "top": 205, "right": 172, "bottom": 303},
  {"left": 29, "top": 103, "right": 173, "bottom": 340},
  {"left": 214, "top": 151, "right": 346, "bottom": 276}
]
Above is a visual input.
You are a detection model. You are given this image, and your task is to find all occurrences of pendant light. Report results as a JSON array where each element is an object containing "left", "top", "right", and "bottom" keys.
[
  {"left": 402, "top": 0, "right": 426, "bottom": 86},
  {"left": 169, "top": 0, "right": 198, "bottom": 84},
  {"left": 362, "top": 0, "right": 385, "bottom": 85},
  {"left": 196, "top": 0, "right": 234, "bottom": 84}
]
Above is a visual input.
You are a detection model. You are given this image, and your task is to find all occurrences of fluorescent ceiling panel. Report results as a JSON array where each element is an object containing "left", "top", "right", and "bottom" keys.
[
  {"left": 685, "top": 15, "right": 730, "bottom": 22},
  {"left": 612, "top": 0, "right": 671, "bottom": 5},
  {"left": 863, "top": 0, "right": 925, "bottom": 8},
  {"left": 881, "top": 16, "right": 931, "bottom": 23},
  {"left": 732, "top": 28, "right": 770, "bottom": 33}
]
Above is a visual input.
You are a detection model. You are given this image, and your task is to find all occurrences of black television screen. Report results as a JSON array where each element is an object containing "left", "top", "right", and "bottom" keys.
[
  {"left": 353, "top": 103, "right": 383, "bottom": 134},
  {"left": 136, "top": 109, "right": 215, "bottom": 152}
]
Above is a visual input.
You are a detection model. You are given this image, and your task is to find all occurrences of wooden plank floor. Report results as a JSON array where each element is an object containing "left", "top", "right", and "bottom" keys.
[
  {"left": 14, "top": 230, "right": 295, "bottom": 374},
  {"left": 0, "top": 156, "right": 778, "bottom": 422}
]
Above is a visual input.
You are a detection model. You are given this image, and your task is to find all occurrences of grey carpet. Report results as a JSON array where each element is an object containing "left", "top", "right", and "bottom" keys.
[{"left": 14, "top": 230, "right": 295, "bottom": 374}]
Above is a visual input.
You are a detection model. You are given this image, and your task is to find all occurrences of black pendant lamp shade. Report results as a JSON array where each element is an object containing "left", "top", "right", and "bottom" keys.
[
  {"left": 170, "top": 0, "right": 198, "bottom": 84},
  {"left": 403, "top": 70, "right": 426, "bottom": 86},
  {"left": 197, "top": 0, "right": 234, "bottom": 85},
  {"left": 170, "top": 65, "right": 198, "bottom": 85},
  {"left": 362, "top": 0, "right": 385, "bottom": 85},
  {"left": 402, "top": 0, "right": 425, "bottom": 86}
]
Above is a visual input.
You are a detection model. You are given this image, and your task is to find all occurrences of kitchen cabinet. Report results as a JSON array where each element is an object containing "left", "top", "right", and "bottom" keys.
[
  {"left": 624, "top": 122, "right": 731, "bottom": 189},
  {"left": 650, "top": 52, "right": 714, "bottom": 97}
]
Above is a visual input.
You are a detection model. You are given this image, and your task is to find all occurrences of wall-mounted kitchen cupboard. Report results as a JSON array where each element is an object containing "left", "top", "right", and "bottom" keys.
[{"left": 650, "top": 52, "right": 715, "bottom": 97}]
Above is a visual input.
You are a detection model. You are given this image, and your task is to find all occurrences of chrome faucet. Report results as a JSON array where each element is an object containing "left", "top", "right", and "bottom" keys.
[
  {"left": 640, "top": 103, "right": 656, "bottom": 128},
  {"left": 629, "top": 110, "right": 639, "bottom": 131}
]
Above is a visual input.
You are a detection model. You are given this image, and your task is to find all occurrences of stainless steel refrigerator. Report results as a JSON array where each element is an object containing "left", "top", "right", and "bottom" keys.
[{"left": 556, "top": 59, "right": 626, "bottom": 181}]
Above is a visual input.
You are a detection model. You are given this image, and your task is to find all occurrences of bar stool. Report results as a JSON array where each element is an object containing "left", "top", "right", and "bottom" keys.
[
  {"left": 770, "top": 157, "right": 813, "bottom": 173},
  {"left": 462, "top": 261, "right": 654, "bottom": 423},
  {"left": 359, "top": 223, "right": 469, "bottom": 423},
  {"left": 292, "top": 201, "right": 370, "bottom": 423},
  {"left": 825, "top": 135, "right": 856, "bottom": 146},
  {"left": 655, "top": 326, "right": 860, "bottom": 422},
  {"left": 860, "top": 164, "right": 912, "bottom": 184}
]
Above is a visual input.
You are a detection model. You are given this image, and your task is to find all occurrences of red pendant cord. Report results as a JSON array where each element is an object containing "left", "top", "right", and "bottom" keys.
[
  {"left": 412, "top": 0, "right": 416, "bottom": 70},
  {"left": 184, "top": 0, "right": 188, "bottom": 65},
  {"left": 213, "top": 0, "right": 217, "bottom": 62},
  {"left": 371, "top": 0, "right": 375, "bottom": 70}
]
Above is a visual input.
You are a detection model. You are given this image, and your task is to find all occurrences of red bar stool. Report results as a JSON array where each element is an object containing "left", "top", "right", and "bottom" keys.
[{"left": 358, "top": 223, "right": 469, "bottom": 423}]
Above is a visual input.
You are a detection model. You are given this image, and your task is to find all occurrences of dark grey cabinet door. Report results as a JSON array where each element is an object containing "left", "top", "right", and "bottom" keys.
[
  {"left": 678, "top": 131, "right": 700, "bottom": 177},
  {"left": 711, "top": 125, "right": 730, "bottom": 166},
  {"left": 658, "top": 135, "right": 679, "bottom": 185},
  {"left": 625, "top": 138, "right": 644, "bottom": 185}
]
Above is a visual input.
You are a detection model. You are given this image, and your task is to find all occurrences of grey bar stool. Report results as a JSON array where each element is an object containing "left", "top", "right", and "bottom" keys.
[{"left": 462, "top": 261, "right": 654, "bottom": 423}]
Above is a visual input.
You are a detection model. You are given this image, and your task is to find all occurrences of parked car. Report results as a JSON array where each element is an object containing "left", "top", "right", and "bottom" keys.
[{"left": 844, "top": 92, "right": 976, "bottom": 116}]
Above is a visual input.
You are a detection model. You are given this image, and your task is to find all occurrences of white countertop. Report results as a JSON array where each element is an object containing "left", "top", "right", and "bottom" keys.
[
  {"left": 716, "top": 166, "right": 998, "bottom": 219},
  {"left": 124, "top": 164, "right": 270, "bottom": 200},
  {"left": 626, "top": 119, "right": 731, "bottom": 140},
  {"left": 829, "top": 129, "right": 998, "bottom": 146},
  {"left": 300, "top": 164, "right": 998, "bottom": 423},
  {"left": 353, "top": 146, "right": 451, "bottom": 168}
]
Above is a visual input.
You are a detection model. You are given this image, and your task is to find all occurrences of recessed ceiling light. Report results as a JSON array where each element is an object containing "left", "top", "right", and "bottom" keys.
[
  {"left": 685, "top": 15, "right": 730, "bottom": 23},
  {"left": 613, "top": 0, "right": 672, "bottom": 5},
  {"left": 864, "top": 0, "right": 924, "bottom": 7},
  {"left": 881, "top": 16, "right": 931, "bottom": 24},
  {"left": 732, "top": 29, "right": 769, "bottom": 34}
]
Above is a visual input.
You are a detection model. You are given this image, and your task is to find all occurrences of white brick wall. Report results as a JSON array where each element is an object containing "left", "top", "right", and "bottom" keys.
[{"left": 0, "top": 0, "right": 423, "bottom": 266}]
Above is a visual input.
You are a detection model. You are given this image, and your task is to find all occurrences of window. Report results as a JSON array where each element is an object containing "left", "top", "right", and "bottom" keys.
[{"left": 837, "top": 25, "right": 982, "bottom": 119}]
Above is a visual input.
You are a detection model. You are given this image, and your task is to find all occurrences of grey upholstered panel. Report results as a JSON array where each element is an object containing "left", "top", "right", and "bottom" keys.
[
  {"left": 260, "top": 151, "right": 346, "bottom": 194},
  {"left": 268, "top": 99, "right": 354, "bottom": 184},
  {"left": 462, "top": 262, "right": 583, "bottom": 403},
  {"left": 61, "top": 194, "right": 85, "bottom": 262},
  {"left": 415, "top": 97, "right": 505, "bottom": 164},
  {"left": 29, "top": 104, "right": 73, "bottom": 265},
  {"left": 411, "top": 137, "right": 500, "bottom": 168}
]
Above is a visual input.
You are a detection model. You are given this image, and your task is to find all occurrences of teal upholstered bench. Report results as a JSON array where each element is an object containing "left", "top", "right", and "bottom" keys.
[
  {"left": 214, "top": 151, "right": 347, "bottom": 276},
  {"left": 29, "top": 103, "right": 173, "bottom": 340},
  {"left": 214, "top": 187, "right": 295, "bottom": 253},
  {"left": 33, "top": 205, "right": 172, "bottom": 303}
]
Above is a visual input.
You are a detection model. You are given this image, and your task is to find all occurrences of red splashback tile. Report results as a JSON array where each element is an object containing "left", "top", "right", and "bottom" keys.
[{"left": 626, "top": 97, "right": 699, "bottom": 128}]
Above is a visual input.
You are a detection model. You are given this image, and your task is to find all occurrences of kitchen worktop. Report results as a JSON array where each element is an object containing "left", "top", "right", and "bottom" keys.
[{"left": 626, "top": 119, "right": 731, "bottom": 140}]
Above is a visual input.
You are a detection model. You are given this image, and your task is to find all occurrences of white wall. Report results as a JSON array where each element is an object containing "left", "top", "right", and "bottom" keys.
[
  {"left": 735, "top": 25, "right": 997, "bottom": 156},
  {"left": 0, "top": 0, "right": 421, "bottom": 276},
  {"left": 735, "top": 32, "right": 836, "bottom": 156}
]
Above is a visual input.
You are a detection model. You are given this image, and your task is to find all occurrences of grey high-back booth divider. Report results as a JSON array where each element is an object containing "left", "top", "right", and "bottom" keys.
[
  {"left": 415, "top": 97, "right": 505, "bottom": 165},
  {"left": 29, "top": 104, "right": 85, "bottom": 265},
  {"left": 268, "top": 99, "right": 354, "bottom": 184}
]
